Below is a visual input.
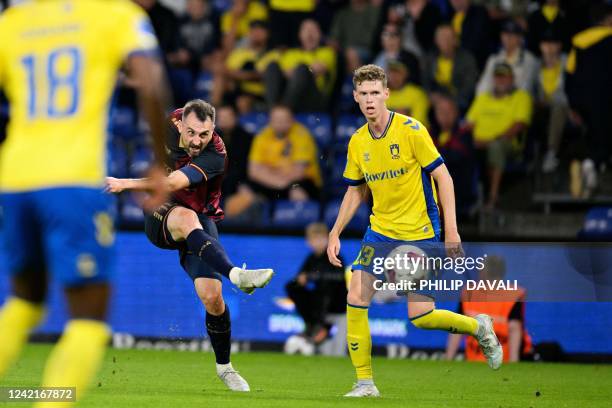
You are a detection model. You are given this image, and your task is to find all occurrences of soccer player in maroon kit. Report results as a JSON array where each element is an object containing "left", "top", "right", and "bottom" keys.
[{"left": 106, "top": 99, "right": 273, "bottom": 391}]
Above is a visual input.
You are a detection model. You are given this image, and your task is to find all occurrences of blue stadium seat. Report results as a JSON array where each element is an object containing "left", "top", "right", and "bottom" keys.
[
  {"left": 580, "top": 207, "right": 612, "bottom": 239},
  {"left": 324, "top": 148, "right": 349, "bottom": 198},
  {"left": 338, "top": 75, "right": 355, "bottom": 113},
  {"left": 272, "top": 200, "right": 320, "bottom": 228},
  {"left": 106, "top": 142, "right": 129, "bottom": 178},
  {"left": 167, "top": 68, "right": 195, "bottom": 105},
  {"left": 335, "top": 114, "right": 364, "bottom": 146},
  {"left": 213, "top": 0, "right": 232, "bottom": 12},
  {"left": 324, "top": 200, "right": 370, "bottom": 232},
  {"left": 129, "top": 145, "right": 154, "bottom": 178},
  {"left": 109, "top": 106, "right": 139, "bottom": 141},
  {"left": 194, "top": 71, "right": 213, "bottom": 100},
  {"left": 239, "top": 112, "right": 269, "bottom": 135},
  {"left": 295, "top": 113, "right": 332, "bottom": 149},
  {"left": 119, "top": 194, "right": 145, "bottom": 225}
]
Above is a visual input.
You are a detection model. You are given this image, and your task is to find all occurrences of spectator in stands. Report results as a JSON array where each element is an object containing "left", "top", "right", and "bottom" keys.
[
  {"left": 177, "top": 0, "right": 221, "bottom": 74},
  {"left": 387, "top": 0, "right": 443, "bottom": 57},
  {"left": 422, "top": 24, "right": 479, "bottom": 112},
  {"left": 217, "top": 105, "right": 253, "bottom": 200},
  {"left": 221, "top": 20, "right": 278, "bottom": 112},
  {"left": 449, "top": 0, "right": 493, "bottom": 68},
  {"left": 264, "top": 19, "right": 336, "bottom": 112},
  {"left": 372, "top": 23, "right": 421, "bottom": 85},
  {"left": 247, "top": 105, "right": 322, "bottom": 201},
  {"left": 565, "top": 3, "right": 612, "bottom": 198},
  {"left": 328, "top": 0, "right": 381, "bottom": 74},
  {"left": 386, "top": 60, "right": 430, "bottom": 126},
  {"left": 431, "top": 94, "right": 475, "bottom": 214},
  {"left": 285, "top": 222, "right": 347, "bottom": 344},
  {"left": 527, "top": 0, "right": 570, "bottom": 55},
  {"left": 220, "top": 0, "right": 268, "bottom": 52},
  {"left": 476, "top": 20, "right": 539, "bottom": 95},
  {"left": 134, "top": 0, "right": 190, "bottom": 103},
  {"left": 533, "top": 29, "right": 568, "bottom": 174},
  {"left": 445, "top": 256, "right": 533, "bottom": 363},
  {"left": 472, "top": 0, "right": 530, "bottom": 25},
  {"left": 465, "top": 62, "right": 533, "bottom": 210},
  {"left": 216, "top": 104, "right": 260, "bottom": 220},
  {"left": 268, "top": 0, "right": 316, "bottom": 48}
]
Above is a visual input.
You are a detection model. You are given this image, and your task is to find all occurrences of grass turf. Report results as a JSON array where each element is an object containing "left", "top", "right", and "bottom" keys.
[{"left": 2, "top": 344, "right": 611, "bottom": 407}]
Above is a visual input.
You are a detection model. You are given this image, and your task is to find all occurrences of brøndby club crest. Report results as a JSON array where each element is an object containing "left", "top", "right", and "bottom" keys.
[{"left": 390, "top": 144, "right": 400, "bottom": 159}]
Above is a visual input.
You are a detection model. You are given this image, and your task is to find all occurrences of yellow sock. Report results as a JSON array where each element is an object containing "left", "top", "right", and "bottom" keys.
[
  {"left": 411, "top": 309, "right": 478, "bottom": 335},
  {"left": 346, "top": 304, "right": 372, "bottom": 380},
  {"left": 0, "top": 297, "right": 45, "bottom": 377},
  {"left": 35, "top": 320, "right": 110, "bottom": 408}
]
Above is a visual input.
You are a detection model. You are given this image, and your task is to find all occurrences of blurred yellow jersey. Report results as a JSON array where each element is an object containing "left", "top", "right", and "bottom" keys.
[
  {"left": 343, "top": 112, "right": 444, "bottom": 241},
  {"left": 0, "top": 0, "right": 158, "bottom": 192}
]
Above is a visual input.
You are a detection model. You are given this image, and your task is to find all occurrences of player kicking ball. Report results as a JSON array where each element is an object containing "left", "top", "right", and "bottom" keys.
[
  {"left": 106, "top": 99, "right": 273, "bottom": 391},
  {"left": 327, "top": 65, "right": 502, "bottom": 397}
]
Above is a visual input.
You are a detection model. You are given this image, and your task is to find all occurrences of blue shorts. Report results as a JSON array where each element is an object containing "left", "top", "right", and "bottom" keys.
[
  {"left": 143, "top": 203, "right": 223, "bottom": 282},
  {"left": 352, "top": 227, "right": 441, "bottom": 299},
  {"left": 0, "top": 187, "right": 116, "bottom": 287},
  {"left": 352, "top": 227, "right": 441, "bottom": 271}
]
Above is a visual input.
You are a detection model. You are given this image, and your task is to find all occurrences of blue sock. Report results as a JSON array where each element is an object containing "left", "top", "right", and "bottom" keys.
[{"left": 186, "top": 229, "right": 233, "bottom": 278}]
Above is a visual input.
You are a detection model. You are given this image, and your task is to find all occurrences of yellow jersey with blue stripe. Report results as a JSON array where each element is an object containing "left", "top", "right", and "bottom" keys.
[
  {"left": 0, "top": 0, "right": 158, "bottom": 192},
  {"left": 343, "top": 112, "right": 444, "bottom": 241}
]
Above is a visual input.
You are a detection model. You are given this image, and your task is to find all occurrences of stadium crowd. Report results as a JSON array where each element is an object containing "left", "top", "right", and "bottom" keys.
[{"left": 2, "top": 0, "right": 611, "bottom": 228}]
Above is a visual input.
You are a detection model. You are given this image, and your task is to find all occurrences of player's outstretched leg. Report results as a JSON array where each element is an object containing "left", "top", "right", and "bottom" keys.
[
  {"left": 196, "top": 278, "right": 249, "bottom": 391},
  {"left": 167, "top": 207, "right": 274, "bottom": 294},
  {"left": 408, "top": 298, "right": 503, "bottom": 370},
  {"left": 344, "top": 271, "right": 380, "bottom": 398}
]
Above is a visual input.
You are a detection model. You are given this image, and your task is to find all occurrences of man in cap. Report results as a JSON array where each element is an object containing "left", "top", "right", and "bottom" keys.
[{"left": 477, "top": 19, "right": 539, "bottom": 95}]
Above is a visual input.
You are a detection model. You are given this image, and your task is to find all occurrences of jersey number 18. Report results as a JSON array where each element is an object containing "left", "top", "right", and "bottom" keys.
[{"left": 21, "top": 46, "right": 82, "bottom": 119}]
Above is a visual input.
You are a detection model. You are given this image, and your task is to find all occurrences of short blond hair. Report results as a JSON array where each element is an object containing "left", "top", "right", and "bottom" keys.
[
  {"left": 353, "top": 64, "right": 387, "bottom": 89},
  {"left": 305, "top": 222, "right": 328, "bottom": 239}
]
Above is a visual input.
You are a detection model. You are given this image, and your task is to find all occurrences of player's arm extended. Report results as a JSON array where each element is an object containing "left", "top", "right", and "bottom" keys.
[
  {"left": 327, "top": 184, "right": 369, "bottom": 266},
  {"left": 430, "top": 164, "right": 461, "bottom": 247},
  {"left": 106, "top": 171, "right": 190, "bottom": 194}
]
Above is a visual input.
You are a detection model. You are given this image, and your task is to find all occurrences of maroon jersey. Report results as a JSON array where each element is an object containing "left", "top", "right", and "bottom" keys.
[{"left": 166, "top": 109, "right": 227, "bottom": 219}]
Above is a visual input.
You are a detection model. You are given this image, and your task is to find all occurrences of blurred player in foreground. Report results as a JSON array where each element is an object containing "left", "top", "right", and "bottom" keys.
[
  {"left": 106, "top": 99, "right": 274, "bottom": 391},
  {"left": 0, "top": 0, "right": 169, "bottom": 405},
  {"left": 327, "top": 64, "right": 503, "bottom": 397}
]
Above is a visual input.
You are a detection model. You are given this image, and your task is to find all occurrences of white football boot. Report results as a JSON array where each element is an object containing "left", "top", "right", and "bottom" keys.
[
  {"left": 217, "top": 364, "right": 250, "bottom": 392},
  {"left": 475, "top": 314, "right": 503, "bottom": 370},
  {"left": 344, "top": 383, "right": 381, "bottom": 397},
  {"left": 229, "top": 264, "right": 274, "bottom": 294}
]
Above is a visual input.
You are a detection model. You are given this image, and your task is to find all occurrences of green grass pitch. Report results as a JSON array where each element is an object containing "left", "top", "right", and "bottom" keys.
[{"left": 3, "top": 344, "right": 612, "bottom": 407}]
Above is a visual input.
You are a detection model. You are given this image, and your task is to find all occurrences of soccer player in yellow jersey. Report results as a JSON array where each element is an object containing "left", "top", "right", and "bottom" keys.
[
  {"left": 0, "top": 1, "right": 169, "bottom": 405},
  {"left": 327, "top": 65, "right": 503, "bottom": 397}
]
